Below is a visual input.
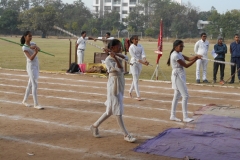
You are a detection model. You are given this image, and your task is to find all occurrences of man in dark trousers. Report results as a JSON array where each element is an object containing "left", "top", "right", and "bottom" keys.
[
  {"left": 229, "top": 34, "right": 240, "bottom": 84},
  {"left": 213, "top": 37, "right": 227, "bottom": 83}
]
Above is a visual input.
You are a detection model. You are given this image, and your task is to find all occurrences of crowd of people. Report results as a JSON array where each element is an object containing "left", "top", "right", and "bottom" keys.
[
  {"left": 194, "top": 33, "right": 240, "bottom": 84},
  {"left": 20, "top": 30, "right": 240, "bottom": 143}
]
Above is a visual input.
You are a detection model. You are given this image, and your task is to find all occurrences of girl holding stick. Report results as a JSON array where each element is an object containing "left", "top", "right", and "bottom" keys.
[
  {"left": 167, "top": 40, "right": 201, "bottom": 122},
  {"left": 128, "top": 35, "right": 149, "bottom": 101},
  {"left": 21, "top": 31, "right": 43, "bottom": 110},
  {"left": 90, "top": 39, "right": 136, "bottom": 143}
]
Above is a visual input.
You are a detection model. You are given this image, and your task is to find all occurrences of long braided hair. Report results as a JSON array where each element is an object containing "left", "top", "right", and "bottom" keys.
[{"left": 167, "top": 40, "right": 183, "bottom": 66}]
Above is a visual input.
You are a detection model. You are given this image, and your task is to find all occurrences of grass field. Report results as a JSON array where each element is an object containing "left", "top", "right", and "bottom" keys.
[{"left": 0, "top": 35, "right": 237, "bottom": 85}]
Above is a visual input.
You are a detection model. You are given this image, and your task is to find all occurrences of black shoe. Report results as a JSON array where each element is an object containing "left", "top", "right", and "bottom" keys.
[
  {"left": 228, "top": 81, "right": 234, "bottom": 84},
  {"left": 203, "top": 79, "right": 209, "bottom": 83},
  {"left": 196, "top": 79, "right": 200, "bottom": 83}
]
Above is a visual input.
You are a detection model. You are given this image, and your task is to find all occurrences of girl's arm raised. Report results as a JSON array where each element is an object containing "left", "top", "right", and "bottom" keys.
[{"left": 24, "top": 48, "right": 38, "bottom": 61}]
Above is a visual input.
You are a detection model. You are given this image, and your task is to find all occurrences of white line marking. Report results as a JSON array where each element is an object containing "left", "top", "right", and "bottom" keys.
[
  {"left": 0, "top": 113, "right": 155, "bottom": 139},
  {"left": 0, "top": 77, "right": 224, "bottom": 101},
  {"left": 0, "top": 135, "right": 133, "bottom": 160},
  {"left": 0, "top": 83, "right": 204, "bottom": 107},
  {"left": 0, "top": 89, "right": 196, "bottom": 115},
  {"left": 1, "top": 73, "right": 239, "bottom": 95},
  {"left": 0, "top": 99, "right": 184, "bottom": 125},
  {"left": 0, "top": 78, "right": 234, "bottom": 101}
]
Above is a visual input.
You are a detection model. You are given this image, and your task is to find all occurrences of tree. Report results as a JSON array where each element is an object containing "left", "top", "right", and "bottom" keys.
[
  {"left": 101, "top": 11, "right": 121, "bottom": 31},
  {"left": 18, "top": 5, "right": 57, "bottom": 38},
  {"left": 57, "top": 1, "right": 92, "bottom": 34},
  {"left": 0, "top": 9, "right": 19, "bottom": 34},
  {"left": 198, "top": 11, "right": 211, "bottom": 21},
  {"left": 127, "top": 5, "right": 146, "bottom": 32},
  {"left": 145, "top": 28, "right": 154, "bottom": 37},
  {"left": 205, "top": 10, "right": 221, "bottom": 39}
]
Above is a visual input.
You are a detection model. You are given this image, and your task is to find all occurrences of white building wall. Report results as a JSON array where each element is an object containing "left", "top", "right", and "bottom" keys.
[{"left": 92, "top": 0, "right": 180, "bottom": 22}]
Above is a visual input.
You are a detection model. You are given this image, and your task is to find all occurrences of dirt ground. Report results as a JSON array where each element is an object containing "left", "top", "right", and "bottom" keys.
[{"left": 0, "top": 69, "right": 240, "bottom": 160}]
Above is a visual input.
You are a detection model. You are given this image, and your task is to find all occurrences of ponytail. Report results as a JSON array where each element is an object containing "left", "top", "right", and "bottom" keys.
[
  {"left": 167, "top": 40, "right": 184, "bottom": 66},
  {"left": 167, "top": 49, "right": 174, "bottom": 66},
  {"left": 20, "top": 31, "right": 31, "bottom": 45}
]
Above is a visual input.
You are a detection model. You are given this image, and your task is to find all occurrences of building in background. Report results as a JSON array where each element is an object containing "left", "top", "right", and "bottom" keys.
[{"left": 92, "top": 0, "right": 181, "bottom": 23}]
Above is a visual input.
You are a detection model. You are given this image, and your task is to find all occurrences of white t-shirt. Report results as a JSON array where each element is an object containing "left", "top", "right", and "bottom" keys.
[
  {"left": 129, "top": 44, "right": 146, "bottom": 64},
  {"left": 22, "top": 42, "right": 38, "bottom": 65},
  {"left": 170, "top": 51, "right": 184, "bottom": 69},
  {"left": 77, "top": 36, "right": 89, "bottom": 50},
  {"left": 170, "top": 51, "right": 186, "bottom": 89},
  {"left": 194, "top": 39, "right": 209, "bottom": 58}
]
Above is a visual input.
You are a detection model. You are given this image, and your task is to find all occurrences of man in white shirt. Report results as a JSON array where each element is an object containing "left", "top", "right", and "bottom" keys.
[
  {"left": 76, "top": 31, "right": 96, "bottom": 64},
  {"left": 102, "top": 32, "right": 114, "bottom": 49},
  {"left": 194, "top": 33, "right": 210, "bottom": 83}
]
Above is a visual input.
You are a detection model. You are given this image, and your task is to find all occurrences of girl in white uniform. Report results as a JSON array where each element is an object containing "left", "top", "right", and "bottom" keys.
[
  {"left": 167, "top": 40, "right": 201, "bottom": 122},
  {"left": 128, "top": 35, "right": 149, "bottom": 101},
  {"left": 90, "top": 39, "right": 136, "bottom": 143},
  {"left": 21, "top": 31, "right": 43, "bottom": 110}
]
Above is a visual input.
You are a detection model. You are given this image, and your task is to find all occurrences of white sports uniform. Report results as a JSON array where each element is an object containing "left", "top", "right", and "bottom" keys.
[
  {"left": 129, "top": 44, "right": 146, "bottom": 97},
  {"left": 77, "top": 36, "right": 89, "bottom": 64},
  {"left": 93, "top": 55, "right": 129, "bottom": 135},
  {"left": 22, "top": 42, "right": 39, "bottom": 106},
  {"left": 170, "top": 51, "right": 191, "bottom": 121},
  {"left": 194, "top": 39, "right": 209, "bottom": 80}
]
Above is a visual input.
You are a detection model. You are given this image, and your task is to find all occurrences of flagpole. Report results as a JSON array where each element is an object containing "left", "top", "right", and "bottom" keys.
[{"left": 151, "top": 19, "right": 166, "bottom": 80}]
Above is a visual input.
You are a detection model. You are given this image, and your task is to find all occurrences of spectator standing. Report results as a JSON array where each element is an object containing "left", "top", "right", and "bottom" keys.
[{"left": 194, "top": 33, "right": 210, "bottom": 83}]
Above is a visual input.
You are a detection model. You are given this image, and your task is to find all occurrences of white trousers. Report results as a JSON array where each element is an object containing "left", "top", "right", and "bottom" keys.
[
  {"left": 129, "top": 63, "right": 142, "bottom": 97},
  {"left": 23, "top": 63, "right": 39, "bottom": 106},
  {"left": 77, "top": 50, "right": 85, "bottom": 64},
  {"left": 196, "top": 59, "right": 208, "bottom": 80},
  {"left": 93, "top": 112, "right": 129, "bottom": 136},
  {"left": 170, "top": 76, "right": 189, "bottom": 119}
]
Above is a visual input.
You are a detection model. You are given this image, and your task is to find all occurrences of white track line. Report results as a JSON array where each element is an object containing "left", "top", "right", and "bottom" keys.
[
  {"left": 0, "top": 135, "right": 134, "bottom": 160},
  {"left": 0, "top": 99, "right": 184, "bottom": 125},
  {"left": 0, "top": 77, "right": 227, "bottom": 100},
  {"left": 0, "top": 83, "right": 205, "bottom": 107},
  {"left": 0, "top": 78, "right": 232, "bottom": 101},
  {"left": 0, "top": 88, "right": 196, "bottom": 115},
  {"left": 0, "top": 113, "right": 155, "bottom": 139},
  {"left": 1, "top": 72, "right": 239, "bottom": 95}
]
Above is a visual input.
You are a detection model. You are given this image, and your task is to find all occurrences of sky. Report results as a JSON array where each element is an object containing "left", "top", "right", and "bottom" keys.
[{"left": 61, "top": 0, "right": 239, "bottom": 13}]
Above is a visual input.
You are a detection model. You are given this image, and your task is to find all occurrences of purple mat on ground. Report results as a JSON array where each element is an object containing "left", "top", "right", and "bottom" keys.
[{"left": 134, "top": 115, "right": 240, "bottom": 160}]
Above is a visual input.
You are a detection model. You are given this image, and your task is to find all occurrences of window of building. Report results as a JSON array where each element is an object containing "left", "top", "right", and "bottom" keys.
[
  {"left": 122, "top": 10, "right": 128, "bottom": 14},
  {"left": 105, "top": 0, "right": 111, "bottom": 2},
  {"left": 113, "top": 7, "right": 120, "bottom": 12},
  {"left": 96, "top": 0, "right": 99, "bottom": 4},
  {"left": 113, "top": 0, "right": 121, "bottom": 4},
  {"left": 104, "top": 6, "right": 111, "bottom": 10},
  {"left": 130, "top": 0, "right": 136, "bottom": 4},
  {"left": 95, "top": 6, "right": 99, "bottom": 12},
  {"left": 122, "top": 3, "right": 128, "bottom": 6},
  {"left": 129, "top": 7, "right": 135, "bottom": 12}
]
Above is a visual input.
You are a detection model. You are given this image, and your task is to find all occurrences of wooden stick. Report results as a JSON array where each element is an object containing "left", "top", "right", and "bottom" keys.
[
  {"left": 0, "top": 37, "right": 55, "bottom": 57},
  {"left": 221, "top": 68, "right": 240, "bottom": 85},
  {"left": 190, "top": 53, "right": 235, "bottom": 66}
]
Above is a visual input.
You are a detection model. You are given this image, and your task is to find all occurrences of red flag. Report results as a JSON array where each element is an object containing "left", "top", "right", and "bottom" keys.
[{"left": 155, "top": 19, "right": 163, "bottom": 64}]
